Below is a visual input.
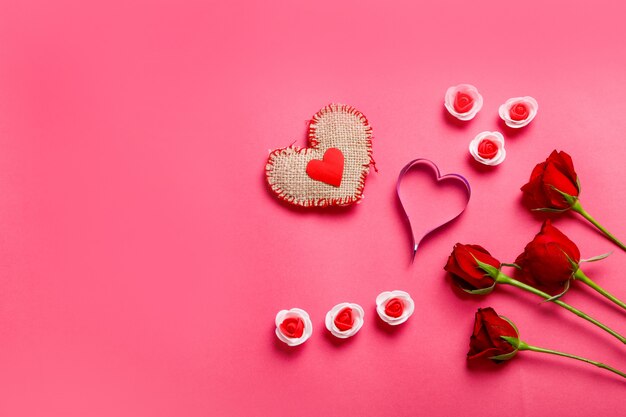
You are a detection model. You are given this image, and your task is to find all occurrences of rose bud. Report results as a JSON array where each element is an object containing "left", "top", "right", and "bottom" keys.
[
  {"left": 468, "top": 308, "right": 626, "bottom": 378},
  {"left": 325, "top": 303, "right": 365, "bottom": 339},
  {"left": 444, "top": 84, "right": 483, "bottom": 121},
  {"left": 275, "top": 308, "right": 313, "bottom": 346},
  {"left": 444, "top": 243, "right": 502, "bottom": 294},
  {"left": 515, "top": 220, "right": 626, "bottom": 308},
  {"left": 468, "top": 131, "right": 506, "bottom": 166},
  {"left": 498, "top": 96, "right": 538, "bottom": 128},
  {"left": 515, "top": 220, "right": 581, "bottom": 294},
  {"left": 468, "top": 307, "right": 519, "bottom": 362},
  {"left": 521, "top": 150, "right": 580, "bottom": 211},
  {"left": 375, "top": 290, "right": 415, "bottom": 325},
  {"left": 521, "top": 150, "right": 626, "bottom": 252}
]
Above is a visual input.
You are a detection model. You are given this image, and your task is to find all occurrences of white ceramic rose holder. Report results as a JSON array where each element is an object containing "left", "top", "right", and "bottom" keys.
[{"left": 275, "top": 291, "right": 415, "bottom": 346}]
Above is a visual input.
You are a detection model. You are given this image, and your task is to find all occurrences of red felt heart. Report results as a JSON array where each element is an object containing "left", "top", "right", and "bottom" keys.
[{"left": 305, "top": 148, "right": 344, "bottom": 187}]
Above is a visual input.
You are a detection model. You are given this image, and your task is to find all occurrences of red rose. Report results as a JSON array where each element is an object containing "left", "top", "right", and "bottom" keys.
[
  {"left": 521, "top": 150, "right": 580, "bottom": 210},
  {"left": 468, "top": 307, "right": 519, "bottom": 361},
  {"left": 467, "top": 308, "right": 626, "bottom": 377},
  {"left": 515, "top": 220, "right": 580, "bottom": 292},
  {"left": 445, "top": 243, "right": 502, "bottom": 292}
]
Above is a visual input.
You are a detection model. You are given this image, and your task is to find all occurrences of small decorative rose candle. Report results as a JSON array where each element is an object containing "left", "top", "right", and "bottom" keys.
[
  {"left": 325, "top": 303, "right": 365, "bottom": 338},
  {"left": 444, "top": 84, "right": 483, "bottom": 121},
  {"left": 275, "top": 308, "right": 313, "bottom": 346},
  {"left": 375, "top": 290, "right": 415, "bottom": 325},
  {"left": 499, "top": 96, "right": 538, "bottom": 128},
  {"left": 469, "top": 131, "right": 506, "bottom": 166}
]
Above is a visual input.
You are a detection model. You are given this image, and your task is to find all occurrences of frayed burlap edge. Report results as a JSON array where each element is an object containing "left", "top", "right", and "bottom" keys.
[{"left": 265, "top": 103, "right": 374, "bottom": 208}]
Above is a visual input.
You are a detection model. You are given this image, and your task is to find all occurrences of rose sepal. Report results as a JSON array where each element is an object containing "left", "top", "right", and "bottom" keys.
[
  {"left": 500, "top": 336, "right": 521, "bottom": 348},
  {"left": 461, "top": 281, "right": 497, "bottom": 295},
  {"left": 473, "top": 257, "right": 501, "bottom": 279},
  {"left": 564, "top": 251, "right": 580, "bottom": 275},
  {"left": 489, "top": 316, "right": 521, "bottom": 361},
  {"left": 531, "top": 207, "right": 570, "bottom": 213},
  {"left": 580, "top": 252, "right": 612, "bottom": 263},
  {"left": 498, "top": 336, "right": 530, "bottom": 358},
  {"left": 530, "top": 207, "right": 569, "bottom": 213},
  {"left": 489, "top": 349, "right": 518, "bottom": 361},
  {"left": 491, "top": 336, "right": 520, "bottom": 361},
  {"left": 541, "top": 279, "right": 571, "bottom": 303},
  {"left": 550, "top": 186, "right": 579, "bottom": 208},
  {"left": 459, "top": 257, "right": 501, "bottom": 294}
]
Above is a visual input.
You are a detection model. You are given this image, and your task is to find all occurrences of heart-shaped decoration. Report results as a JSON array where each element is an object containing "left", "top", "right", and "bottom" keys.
[
  {"left": 266, "top": 104, "right": 374, "bottom": 207},
  {"left": 396, "top": 159, "right": 472, "bottom": 259},
  {"left": 305, "top": 148, "right": 345, "bottom": 187}
]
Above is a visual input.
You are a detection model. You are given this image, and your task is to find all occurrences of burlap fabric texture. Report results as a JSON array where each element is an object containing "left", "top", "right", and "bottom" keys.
[{"left": 266, "top": 104, "right": 374, "bottom": 207}]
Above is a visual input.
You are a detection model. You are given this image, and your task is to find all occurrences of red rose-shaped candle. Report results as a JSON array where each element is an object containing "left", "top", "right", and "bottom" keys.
[
  {"left": 498, "top": 96, "right": 538, "bottom": 128},
  {"left": 375, "top": 290, "right": 415, "bottom": 325},
  {"left": 325, "top": 302, "right": 365, "bottom": 339},
  {"left": 444, "top": 84, "right": 483, "bottom": 121},
  {"left": 469, "top": 131, "right": 506, "bottom": 166},
  {"left": 275, "top": 308, "right": 313, "bottom": 346}
]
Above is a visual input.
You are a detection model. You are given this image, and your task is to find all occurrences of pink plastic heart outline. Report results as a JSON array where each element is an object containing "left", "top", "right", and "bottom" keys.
[{"left": 396, "top": 159, "right": 471, "bottom": 259}]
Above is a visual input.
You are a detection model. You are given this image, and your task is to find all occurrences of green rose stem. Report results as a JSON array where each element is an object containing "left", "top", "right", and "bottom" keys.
[
  {"left": 570, "top": 200, "right": 626, "bottom": 252},
  {"left": 501, "top": 337, "right": 626, "bottom": 379},
  {"left": 492, "top": 272, "right": 626, "bottom": 345},
  {"left": 574, "top": 269, "right": 626, "bottom": 311}
]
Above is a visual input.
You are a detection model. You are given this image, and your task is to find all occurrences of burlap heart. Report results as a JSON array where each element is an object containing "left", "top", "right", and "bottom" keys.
[{"left": 265, "top": 104, "right": 374, "bottom": 208}]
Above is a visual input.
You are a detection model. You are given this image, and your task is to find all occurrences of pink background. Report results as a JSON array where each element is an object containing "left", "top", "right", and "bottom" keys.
[{"left": 1, "top": 1, "right": 625, "bottom": 416}]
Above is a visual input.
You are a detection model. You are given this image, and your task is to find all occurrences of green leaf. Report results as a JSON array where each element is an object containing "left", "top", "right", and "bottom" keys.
[{"left": 501, "top": 262, "right": 522, "bottom": 270}]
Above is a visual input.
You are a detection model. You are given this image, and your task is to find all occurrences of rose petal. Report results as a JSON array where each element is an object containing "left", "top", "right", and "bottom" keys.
[{"left": 375, "top": 291, "right": 392, "bottom": 307}]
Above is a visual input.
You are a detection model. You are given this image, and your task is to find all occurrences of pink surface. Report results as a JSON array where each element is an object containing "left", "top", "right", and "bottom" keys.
[{"left": 1, "top": 1, "right": 625, "bottom": 416}]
